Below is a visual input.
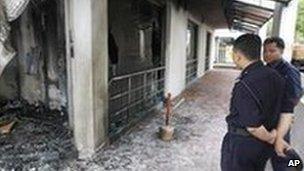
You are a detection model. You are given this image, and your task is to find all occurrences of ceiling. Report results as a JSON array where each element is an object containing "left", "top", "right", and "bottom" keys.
[
  {"left": 180, "top": 0, "right": 293, "bottom": 31},
  {"left": 225, "top": 0, "right": 274, "bottom": 33},
  {"left": 188, "top": 0, "right": 229, "bottom": 28}
]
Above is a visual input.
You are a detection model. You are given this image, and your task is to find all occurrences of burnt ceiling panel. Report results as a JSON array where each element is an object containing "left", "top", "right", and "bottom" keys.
[{"left": 188, "top": 0, "right": 228, "bottom": 28}]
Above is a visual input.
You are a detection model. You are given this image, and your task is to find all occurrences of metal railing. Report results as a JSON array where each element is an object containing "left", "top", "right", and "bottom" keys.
[
  {"left": 186, "top": 58, "right": 198, "bottom": 84},
  {"left": 108, "top": 66, "right": 166, "bottom": 139}
]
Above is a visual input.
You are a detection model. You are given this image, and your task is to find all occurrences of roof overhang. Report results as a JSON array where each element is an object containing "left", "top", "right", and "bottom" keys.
[{"left": 225, "top": 0, "right": 274, "bottom": 33}]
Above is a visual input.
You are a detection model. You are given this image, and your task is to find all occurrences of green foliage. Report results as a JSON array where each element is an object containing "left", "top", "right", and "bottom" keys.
[{"left": 296, "top": 0, "right": 304, "bottom": 42}]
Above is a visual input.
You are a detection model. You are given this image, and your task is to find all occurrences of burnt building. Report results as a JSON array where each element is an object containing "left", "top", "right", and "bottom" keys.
[{"left": 0, "top": 0, "right": 295, "bottom": 159}]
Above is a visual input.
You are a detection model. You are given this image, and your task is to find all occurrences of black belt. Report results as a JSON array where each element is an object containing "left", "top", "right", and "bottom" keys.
[{"left": 228, "top": 125, "right": 251, "bottom": 137}]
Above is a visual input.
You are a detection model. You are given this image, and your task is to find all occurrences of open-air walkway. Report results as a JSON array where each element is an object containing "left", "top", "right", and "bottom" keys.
[
  {"left": 1, "top": 69, "right": 303, "bottom": 171},
  {"left": 67, "top": 68, "right": 304, "bottom": 171}
]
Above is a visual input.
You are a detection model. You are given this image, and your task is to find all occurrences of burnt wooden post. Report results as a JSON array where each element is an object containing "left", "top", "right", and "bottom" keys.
[
  {"left": 164, "top": 93, "right": 172, "bottom": 126},
  {"left": 160, "top": 93, "right": 174, "bottom": 141}
]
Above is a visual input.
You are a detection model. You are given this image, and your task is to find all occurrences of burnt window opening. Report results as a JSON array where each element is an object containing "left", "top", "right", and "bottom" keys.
[
  {"left": 138, "top": 19, "right": 162, "bottom": 67},
  {"left": 186, "top": 21, "right": 198, "bottom": 85},
  {"left": 108, "top": 0, "right": 166, "bottom": 140},
  {"left": 108, "top": 0, "right": 165, "bottom": 77},
  {"left": 0, "top": 1, "right": 77, "bottom": 169},
  {"left": 139, "top": 29, "right": 145, "bottom": 59}
]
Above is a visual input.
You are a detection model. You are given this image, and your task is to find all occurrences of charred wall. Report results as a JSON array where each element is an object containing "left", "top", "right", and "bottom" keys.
[
  {"left": 0, "top": 57, "right": 19, "bottom": 101},
  {"left": 0, "top": 0, "right": 67, "bottom": 113}
]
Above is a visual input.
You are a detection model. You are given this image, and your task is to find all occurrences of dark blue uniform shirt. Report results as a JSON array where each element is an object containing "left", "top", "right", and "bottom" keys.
[
  {"left": 268, "top": 59, "right": 303, "bottom": 113},
  {"left": 226, "top": 61, "right": 286, "bottom": 130}
]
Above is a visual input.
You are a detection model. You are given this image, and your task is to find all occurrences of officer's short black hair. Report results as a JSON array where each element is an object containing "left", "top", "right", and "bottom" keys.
[
  {"left": 233, "top": 34, "right": 262, "bottom": 61},
  {"left": 263, "top": 37, "right": 285, "bottom": 50}
]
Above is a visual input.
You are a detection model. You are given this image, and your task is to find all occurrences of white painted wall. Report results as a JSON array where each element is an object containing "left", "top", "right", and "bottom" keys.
[
  {"left": 259, "top": 22, "right": 268, "bottom": 43},
  {"left": 209, "top": 30, "right": 216, "bottom": 70},
  {"left": 280, "top": 0, "right": 299, "bottom": 61},
  {"left": 164, "top": 1, "right": 218, "bottom": 98},
  {"left": 164, "top": 2, "right": 188, "bottom": 98},
  {"left": 197, "top": 24, "right": 208, "bottom": 77},
  {"left": 259, "top": 22, "right": 269, "bottom": 58},
  {"left": 199, "top": 25, "right": 214, "bottom": 74},
  {"left": 201, "top": 25, "right": 216, "bottom": 71},
  {"left": 188, "top": 15, "right": 207, "bottom": 78},
  {"left": 272, "top": 0, "right": 299, "bottom": 62}
]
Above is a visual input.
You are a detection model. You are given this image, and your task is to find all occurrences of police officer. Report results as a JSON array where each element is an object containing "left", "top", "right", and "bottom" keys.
[
  {"left": 221, "top": 34, "right": 286, "bottom": 171},
  {"left": 263, "top": 37, "right": 303, "bottom": 171}
]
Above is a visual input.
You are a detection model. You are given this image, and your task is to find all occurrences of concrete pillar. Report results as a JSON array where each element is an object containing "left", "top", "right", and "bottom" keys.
[
  {"left": 197, "top": 25, "right": 215, "bottom": 76},
  {"left": 164, "top": 1, "right": 188, "bottom": 98},
  {"left": 272, "top": 0, "right": 299, "bottom": 62},
  {"left": 259, "top": 22, "right": 268, "bottom": 43},
  {"left": 259, "top": 22, "right": 268, "bottom": 58},
  {"left": 210, "top": 31, "right": 216, "bottom": 69},
  {"left": 64, "top": 0, "right": 74, "bottom": 130},
  {"left": 272, "top": 3, "right": 284, "bottom": 37},
  {"left": 214, "top": 37, "right": 220, "bottom": 63},
  {"left": 70, "top": 0, "right": 109, "bottom": 158},
  {"left": 197, "top": 24, "right": 207, "bottom": 77}
]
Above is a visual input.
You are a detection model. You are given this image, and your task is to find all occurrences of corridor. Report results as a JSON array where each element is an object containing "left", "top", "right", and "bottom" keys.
[
  {"left": 66, "top": 68, "right": 304, "bottom": 171},
  {"left": 1, "top": 69, "right": 303, "bottom": 170},
  {"left": 68, "top": 69, "right": 238, "bottom": 170}
]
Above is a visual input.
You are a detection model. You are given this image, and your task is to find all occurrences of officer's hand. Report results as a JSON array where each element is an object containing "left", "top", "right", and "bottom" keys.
[
  {"left": 268, "top": 129, "right": 277, "bottom": 145},
  {"left": 275, "top": 138, "right": 292, "bottom": 157}
]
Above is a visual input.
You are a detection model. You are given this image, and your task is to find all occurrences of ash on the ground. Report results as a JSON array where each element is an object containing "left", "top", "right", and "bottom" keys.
[{"left": 0, "top": 100, "right": 77, "bottom": 170}]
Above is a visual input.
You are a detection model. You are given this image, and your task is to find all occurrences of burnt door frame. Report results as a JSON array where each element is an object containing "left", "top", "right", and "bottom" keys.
[
  {"left": 205, "top": 31, "right": 212, "bottom": 71},
  {"left": 64, "top": 0, "right": 74, "bottom": 129},
  {"left": 107, "top": 0, "right": 167, "bottom": 140},
  {"left": 186, "top": 20, "right": 199, "bottom": 84}
]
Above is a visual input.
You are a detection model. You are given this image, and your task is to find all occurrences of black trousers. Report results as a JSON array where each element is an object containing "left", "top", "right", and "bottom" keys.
[{"left": 221, "top": 133, "right": 273, "bottom": 171}]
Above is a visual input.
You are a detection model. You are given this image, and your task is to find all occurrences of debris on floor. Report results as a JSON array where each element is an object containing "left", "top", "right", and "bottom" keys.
[
  {"left": 66, "top": 69, "right": 238, "bottom": 171},
  {"left": 0, "top": 120, "right": 16, "bottom": 134},
  {"left": 0, "top": 69, "right": 303, "bottom": 171},
  {"left": 0, "top": 117, "right": 77, "bottom": 170},
  {"left": 0, "top": 99, "right": 76, "bottom": 170}
]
